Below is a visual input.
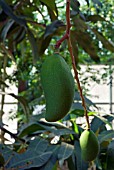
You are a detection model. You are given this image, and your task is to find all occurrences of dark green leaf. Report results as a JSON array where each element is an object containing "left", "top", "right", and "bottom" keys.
[
  {"left": 7, "top": 150, "right": 52, "bottom": 169},
  {"left": 28, "top": 137, "right": 49, "bottom": 154},
  {"left": 87, "top": 15, "right": 106, "bottom": 22},
  {"left": 40, "top": 145, "right": 59, "bottom": 170},
  {"left": 27, "top": 29, "right": 39, "bottom": 63},
  {"left": 98, "top": 130, "right": 114, "bottom": 144},
  {"left": 18, "top": 123, "right": 46, "bottom": 138},
  {"left": 0, "top": 0, "right": 26, "bottom": 27},
  {"left": 92, "top": 28, "right": 114, "bottom": 52},
  {"left": 58, "top": 142, "right": 74, "bottom": 161},
  {"left": 106, "top": 141, "right": 114, "bottom": 170},
  {"left": 95, "top": 115, "right": 112, "bottom": 128},
  {"left": 91, "top": 116, "right": 105, "bottom": 132},
  {"left": 92, "top": 0, "right": 102, "bottom": 7},
  {"left": 1, "top": 19, "right": 14, "bottom": 41},
  {"left": 67, "top": 155, "right": 76, "bottom": 170},
  {"left": 74, "top": 140, "right": 82, "bottom": 170},
  {"left": 44, "top": 20, "right": 64, "bottom": 38},
  {"left": 0, "top": 144, "right": 14, "bottom": 162},
  {"left": 40, "top": 0, "right": 57, "bottom": 15},
  {"left": 37, "top": 121, "right": 76, "bottom": 136}
]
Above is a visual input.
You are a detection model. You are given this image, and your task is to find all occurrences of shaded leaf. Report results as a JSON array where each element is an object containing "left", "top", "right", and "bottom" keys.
[
  {"left": 14, "top": 27, "right": 26, "bottom": 44},
  {"left": 92, "top": 28, "right": 114, "bottom": 52},
  {"left": 0, "top": 153, "right": 5, "bottom": 166},
  {"left": 85, "top": 0, "right": 89, "bottom": 6},
  {"left": 92, "top": 0, "right": 102, "bottom": 7},
  {"left": 38, "top": 35, "right": 52, "bottom": 56},
  {"left": 91, "top": 116, "right": 104, "bottom": 132},
  {"left": 95, "top": 115, "right": 112, "bottom": 128},
  {"left": 71, "top": 0, "right": 80, "bottom": 13},
  {"left": 18, "top": 123, "right": 46, "bottom": 138},
  {"left": 74, "top": 140, "right": 82, "bottom": 170},
  {"left": 27, "top": 29, "right": 39, "bottom": 63},
  {"left": 58, "top": 142, "right": 74, "bottom": 161},
  {"left": 0, "top": 19, "right": 14, "bottom": 41},
  {"left": 67, "top": 155, "right": 76, "bottom": 170},
  {"left": 40, "top": 0, "right": 57, "bottom": 16},
  {"left": 28, "top": 137, "right": 49, "bottom": 154},
  {"left": 37, "top": 121, "right": 76, "bottom": 136},
  {"left": 106, "top": 141, "right": 114, "bottom": 170},
  {"left": 87, "top": 15, "right": 106, "bottom": 22},
  {"left": 71, "top": 30, "right": 100, "bottom": 62},
  {"left": 74, "top": 140, "right": 89, "bottom": 170},
  {"left": 98, "top": 130, "right": 114, "bottom": 144},
  {"left": 44, "top": 20, "right": 64, "bottom": 39},
  {"left": 40, "top": 145, "right": 59, "bottom": 170},
  {"left": 0, "top": 144, "right": 14, "bottom": 163},
  {"left": 7, "top": 150, "right": 52, "bottom": 169},
  {"left": 0, "top": 0, "right": 26, "bottom": 27}
]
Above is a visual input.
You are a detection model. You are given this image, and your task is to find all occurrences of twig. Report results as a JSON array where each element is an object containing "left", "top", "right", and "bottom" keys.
[
  {"left": 55, "top": 0, "right": 90, "bottom": 129},
  {"left": 55, "top": 1, "right": 71, "bottom": 48}
]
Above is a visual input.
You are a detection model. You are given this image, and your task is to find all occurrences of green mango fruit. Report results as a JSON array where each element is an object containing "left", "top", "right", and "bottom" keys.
[
  {"left": 41, "top": 54, "right": 75, "bottom": 122},
  {"left": 80, "top": 129, "right": 100, "bottom": 162}
]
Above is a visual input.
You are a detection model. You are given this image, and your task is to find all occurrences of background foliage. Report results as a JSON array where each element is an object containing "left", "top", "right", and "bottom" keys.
[{"left": 0, "top": 0, "right": 114, "bottom": 169}]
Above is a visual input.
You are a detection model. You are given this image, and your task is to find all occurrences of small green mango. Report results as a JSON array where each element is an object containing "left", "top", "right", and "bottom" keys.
[
  {"left": 80, "top": 129, "right": 100, "bottom": 162},
  {"left": 41, "top": 54, "right": 75, "bottom": 122}
]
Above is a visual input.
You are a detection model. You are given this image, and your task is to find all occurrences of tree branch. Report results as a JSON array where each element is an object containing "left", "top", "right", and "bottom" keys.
[{"left": 55, "top": 0, "right": 90, "bottom": 129}]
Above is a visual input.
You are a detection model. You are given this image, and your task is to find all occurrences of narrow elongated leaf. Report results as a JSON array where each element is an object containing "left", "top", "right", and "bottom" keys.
[
  {"left": 1, "top": 19, "right": 14, "bottom": 41},
  {"left": 87, "top": 15, "right": 106, "bottom": 22},
  {"left": 37, "top": 121, "right": 76, "bottom": 136},
  {"left": 0, "top": 0, "right": 26, "bottom": 27},
  {"left": 106, "top": 141, "right": 114, "bottom": 170},
  {"left": 27, "top": 29, "right": 39, "bottom": 63},
  {"left": 71, "top": 30, "right": 100, "bottom": 62},
  {"left": 67, "top": 155, "right": 76, "bottom": 170},
  {"left": 74, "top": 140, "right": 82, "bottom": 170},
  {"left": 92, "top": 28, "right": 114, "bottom": 52},
  {"left": 14, "top": 27, "right": 26, "bottom": 44},
  {"left": 74, "top": 140, "right": 89, "bottom": 170}
]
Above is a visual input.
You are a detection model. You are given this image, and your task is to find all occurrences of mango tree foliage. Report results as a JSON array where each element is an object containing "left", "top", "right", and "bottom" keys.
[{"left": 0, "top": 0, "right": 114, "bottom": 169}]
